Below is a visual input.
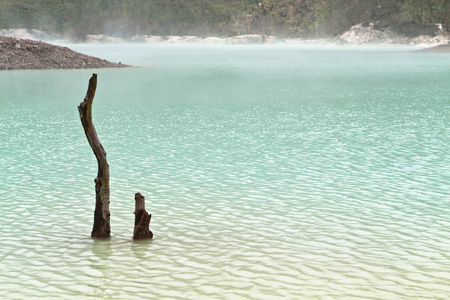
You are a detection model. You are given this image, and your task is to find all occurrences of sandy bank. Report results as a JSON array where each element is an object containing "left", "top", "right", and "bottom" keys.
[
  {"left": 0, "top": 36, "right": 128, "bottom": 70},
  {"left": 414, "top": 44, "right": 450, "bottom": 53}
]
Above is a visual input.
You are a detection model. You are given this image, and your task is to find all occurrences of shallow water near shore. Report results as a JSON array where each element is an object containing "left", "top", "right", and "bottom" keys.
[{"left": 1, "top": 45, "right": 449, "bottom": 299}]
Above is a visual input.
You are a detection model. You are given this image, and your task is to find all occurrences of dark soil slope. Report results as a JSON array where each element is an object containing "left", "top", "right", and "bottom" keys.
[{"left": 0, "top": 36, "right": 128, "bottom": 70}]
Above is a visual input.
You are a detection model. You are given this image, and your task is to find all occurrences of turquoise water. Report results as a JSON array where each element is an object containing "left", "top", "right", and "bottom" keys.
[{"left": 1, "top": 45, "right": 449, "bottom": 299}]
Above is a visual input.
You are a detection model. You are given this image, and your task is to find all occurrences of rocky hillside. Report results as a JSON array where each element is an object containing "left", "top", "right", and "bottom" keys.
[
  {"left": 336, "top": 22, "right": 449, "bottom": 45},
  {"left": 0, "top": 36, "right": 127, "bottom": 70},
  {"left": 1, "top": 0, "right": 449, "bottom": 40}
]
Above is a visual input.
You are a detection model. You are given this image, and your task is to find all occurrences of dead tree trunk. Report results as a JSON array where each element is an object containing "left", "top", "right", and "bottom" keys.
[
  {"left": 78, "top": 74, "right": 111, "bottom": 238},
  {"left": 133, "top": 193, "right": 153, "bottom": 239}
]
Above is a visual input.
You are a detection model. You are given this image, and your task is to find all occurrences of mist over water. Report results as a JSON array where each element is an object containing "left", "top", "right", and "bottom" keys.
[{"left": 1, "top": 45, "right": 449, "bottom": 299}]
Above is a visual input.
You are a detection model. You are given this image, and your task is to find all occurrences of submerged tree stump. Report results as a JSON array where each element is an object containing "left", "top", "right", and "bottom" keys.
[
  {"left": 78, "top": 74, "right": 111, "bottom": 238},
  {"left": 133, "top": 193, "right": 153, "bottom": 239}
]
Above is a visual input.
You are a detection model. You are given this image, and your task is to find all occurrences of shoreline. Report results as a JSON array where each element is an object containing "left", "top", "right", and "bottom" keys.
[
  {"left": 1, "top": 28, "right": 449, "bottom": 50},
  {"left": 1, "top": 28, "right": 449, "bottom": 70}
]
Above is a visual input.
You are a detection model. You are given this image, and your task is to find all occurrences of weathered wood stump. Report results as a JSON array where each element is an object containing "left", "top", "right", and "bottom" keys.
[
  {"left": 133, "top": 193, "right": 153, "bottom": 240},
  {"left": 78, "top": 74, "right": 111, "bottom": 238}
]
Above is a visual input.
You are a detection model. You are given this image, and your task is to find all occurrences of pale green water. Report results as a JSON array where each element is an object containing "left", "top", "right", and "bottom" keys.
[{"left": 0, "top": 45, "right": 449, "bottom": 299}]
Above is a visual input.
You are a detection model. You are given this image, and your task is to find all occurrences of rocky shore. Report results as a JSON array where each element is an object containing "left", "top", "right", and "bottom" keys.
[{"left": 0, "top": 36, "right": 127, "bottom": 70}]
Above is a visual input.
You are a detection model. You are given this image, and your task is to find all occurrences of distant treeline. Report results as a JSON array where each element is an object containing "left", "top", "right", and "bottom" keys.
[{"left": 0, "top": 0, "right": 448, "bottom": 40}]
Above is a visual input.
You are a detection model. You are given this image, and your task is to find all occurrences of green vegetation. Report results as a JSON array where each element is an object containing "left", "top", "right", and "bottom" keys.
[{"left": 0, "top": 0, "right": 448, "bottom": 40}]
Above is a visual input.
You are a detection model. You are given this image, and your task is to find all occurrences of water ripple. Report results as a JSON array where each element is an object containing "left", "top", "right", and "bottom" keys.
[{"left": 1, "top": 48, "right": 450, "bottom": 299}]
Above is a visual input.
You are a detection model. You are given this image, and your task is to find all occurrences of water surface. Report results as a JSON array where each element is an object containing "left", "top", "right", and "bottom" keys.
[{"left": 1, "top": 45, "right": 449, "bottom": 299}]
